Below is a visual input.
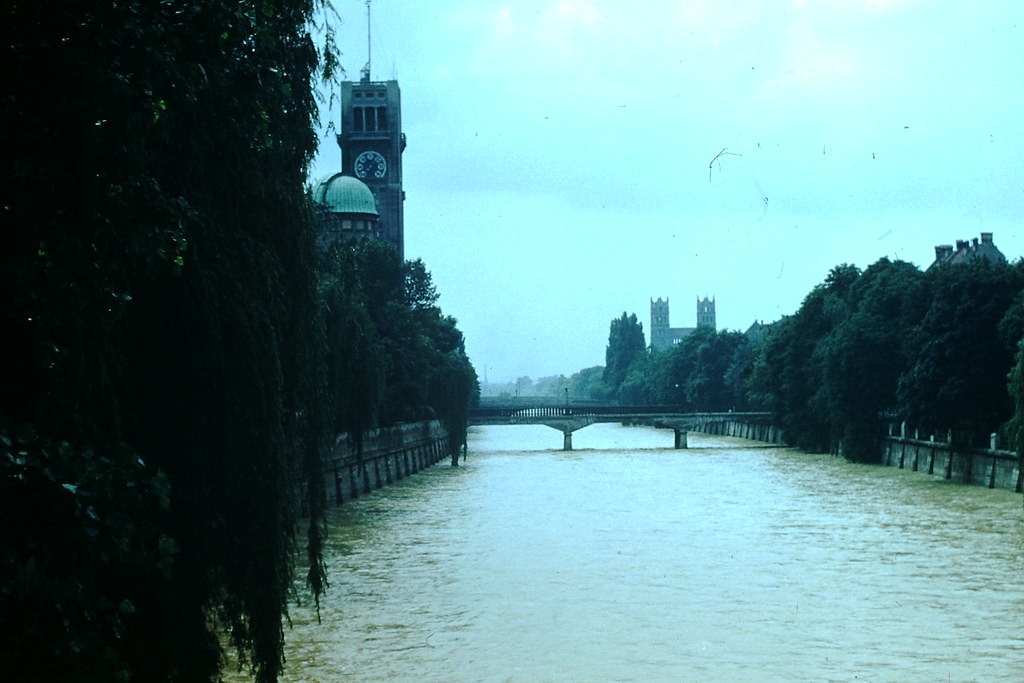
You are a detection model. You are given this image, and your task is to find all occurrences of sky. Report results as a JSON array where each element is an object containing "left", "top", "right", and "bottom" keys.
[{"left": 309, "top": 0, "right": 1024, "bottom": 384}]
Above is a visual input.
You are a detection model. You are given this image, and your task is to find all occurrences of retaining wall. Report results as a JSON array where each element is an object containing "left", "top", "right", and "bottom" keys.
[
  {"left": 880, "top": 436, "right": 1022, "bottom": 492},
  {"left": 327, "top": 420, "right": 450, "bottom": 505},
  {"left": 695, "top": 418, "right": 787, "bottom": 445},
  {"left": 693, "top": 419, "right": 1022, "bottom": 493}
]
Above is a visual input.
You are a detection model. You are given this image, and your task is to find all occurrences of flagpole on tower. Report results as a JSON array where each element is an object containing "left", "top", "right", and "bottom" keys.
[{"left": 365, "top": 0, "right": 372, "bottom": 81}]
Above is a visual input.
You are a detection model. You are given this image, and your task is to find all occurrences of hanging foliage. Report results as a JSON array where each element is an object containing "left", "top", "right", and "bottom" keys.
[{"left": 1, "top": 1, "right": 336, "bottom": 680}]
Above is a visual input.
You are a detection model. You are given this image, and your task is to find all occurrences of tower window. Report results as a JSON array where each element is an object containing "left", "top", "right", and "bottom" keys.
[{"left": 352, "top": 105, "right": 387, "bottom": 132}]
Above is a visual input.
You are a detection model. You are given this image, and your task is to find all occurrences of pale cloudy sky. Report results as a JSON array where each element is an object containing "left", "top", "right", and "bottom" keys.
[{"left": 311, "top": 0, "right": 1024, "bottom": 383}]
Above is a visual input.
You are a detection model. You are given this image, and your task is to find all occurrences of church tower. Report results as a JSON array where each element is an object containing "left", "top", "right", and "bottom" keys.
[
  {"left": 697, "top": 296, "right": 716, "bottom": 330},
  {"left": 336, "top": 4, "right": 406, "bottom": 258},
  {"left": 650, "top": 298, "right": 671, "bottom": 351}
]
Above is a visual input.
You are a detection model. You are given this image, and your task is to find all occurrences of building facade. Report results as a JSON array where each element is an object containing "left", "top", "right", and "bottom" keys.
[
  {"left": 312, "top": 173, "right": 380, "bottom": 249},
  {"left": 336, "top": 75, "right": 406, "bottom": 258},
  {"left": 929, "top": 232, "right": 1006, "bottom": 270},
  {"left": 650, "top": 296, "right": 716, "bottom": 351}
]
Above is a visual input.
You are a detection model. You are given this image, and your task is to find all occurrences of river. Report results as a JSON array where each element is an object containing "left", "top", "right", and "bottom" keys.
[{"left": 236, "top": 424, "right": 1024, "bottom": 681}]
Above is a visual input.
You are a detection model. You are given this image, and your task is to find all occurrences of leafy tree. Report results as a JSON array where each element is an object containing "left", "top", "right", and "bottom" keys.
[
  {"left": 682, "top": 328, "right": 746, "bottom": 411},
  {"left": 619, "top": 351, "right": 654, "bottom": 405},
  {"left": 651, "top": 336, "right": 699, "bottom": 407},
  {"left": 822, "top": 258, "right": 926, "bottom": 461},
  {"left": 319, "top": 245, "right": 386, "bottom": 448},
  {"left": 636, "top": 328, "right": 751, "bottom": 411},
  {"left": 1005, "top": 338, "right": 1024, "bottom": 490},
  {"left": 604, "top": 312, "right": 647, "bottom": 394},
  {"left": 752, "top": 265, "right": 860, "bottom": 452},
  {"left": 567, "top": 366, "right": 612, "bottom": 401},
  {"left": 1, "top": 1, "right": 337, "bottom": 680},
  {"left": 348, "top": 238, "right": 477, "bottom": 436},
  {"left": 723, "top": 333, "right": 761, "bottom": 411},
  {"left": 535, "top": 374, "right": 570, "bottom": 398},
  {"left": 2, "top": 3, "right": 478, "bottom": 679},
  {"left": 429, "top": 339, "right": 479, "bottom": 463},
  {"left": 751, "top": 258, "right": 1023, "bottom": 460},
  {"left": 897, "top": 261, "right": 1024, "bottom": 442}
]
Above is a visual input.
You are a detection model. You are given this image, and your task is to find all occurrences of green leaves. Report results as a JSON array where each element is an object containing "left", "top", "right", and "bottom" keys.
[
  {"left": 604, "top": 312, "right": 646, "bottom": 392},
  {"left": 2, "top": 1, "right": 337, "bottom": 680},
  {"left": 749, "top": 257, "right": 1024, "bottom": 458}
]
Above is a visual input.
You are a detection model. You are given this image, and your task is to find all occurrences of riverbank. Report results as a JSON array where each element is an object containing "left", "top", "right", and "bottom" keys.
[
  {"left": 693, "top": 416, "right": 787, "bottom": 446},
  {"left": 692, "top": 417, "right": 1022, "bottom": 493},
  {"left": 880, "top": 430, "right": 1021, "bottom": 492},
  {"left": 327, "top": 420, "right": 450, "bottom": 504}
]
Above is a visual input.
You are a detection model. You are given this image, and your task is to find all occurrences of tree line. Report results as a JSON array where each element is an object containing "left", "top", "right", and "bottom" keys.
[
  {"left": 1, "top": 2, "right": 475, "bottom": 681},
  {"left": 601, "top": 258, "right": 1024, "bottom": 463}
]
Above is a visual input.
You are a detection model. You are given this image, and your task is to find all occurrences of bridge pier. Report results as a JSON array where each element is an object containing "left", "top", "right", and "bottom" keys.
[
  {"left": 674, "top": 429, "right": 688, "bottom": 449},
  {"left": 563, "top": 430, "right": 573, "bottom": 451}
]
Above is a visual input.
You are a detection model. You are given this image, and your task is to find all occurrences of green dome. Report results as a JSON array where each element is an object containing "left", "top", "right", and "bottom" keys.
[{"left": 313, "top": 173, "right": 378, "bottom": 215}]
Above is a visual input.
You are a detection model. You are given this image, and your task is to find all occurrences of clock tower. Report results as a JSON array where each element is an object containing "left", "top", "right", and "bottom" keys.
[{"left": 337, "top": 74, "right": 406, "bottom": 258}]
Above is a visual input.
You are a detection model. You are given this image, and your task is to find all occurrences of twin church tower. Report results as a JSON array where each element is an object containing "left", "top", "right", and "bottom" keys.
[{"left": 650, "top": 297, "right": 716, "bottom": 352}]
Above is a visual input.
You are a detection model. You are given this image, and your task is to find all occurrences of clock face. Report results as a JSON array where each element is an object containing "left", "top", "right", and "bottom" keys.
[{"left": 354, "top": 150, "right": 387, "bottom": 179}]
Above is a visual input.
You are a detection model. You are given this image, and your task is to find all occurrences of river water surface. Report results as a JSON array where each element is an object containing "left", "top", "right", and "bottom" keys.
[{"left": 252, "top": 425, "right": 1024, "bottom": 681}]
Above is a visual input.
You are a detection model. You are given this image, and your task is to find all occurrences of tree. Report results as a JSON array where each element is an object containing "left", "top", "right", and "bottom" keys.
[
  {"left": 619, "top": 351, "right": 654, "bottom": 405},
  {"left": 822, "top": 258, "right": 925, "bottom": 461},
  {"left": 348, "top": 238, "right": 477, "bottom": 438},
  {"left": 604, "top": 312, "right": 647, "bottom": 394},
  {"left": 319, "top": 245, "right": 386, "bottom": 447},
  {"left": 567, "top": 366, "right": 612, "bottom": 401},
  {"left": 535, "top": 375, "right": 570, "bottom": 398},
  {"left": 897, "top": 262, "right": 1024, "bottom": 442},
  {"left": 682, "top": 328, "right": 746, "bottom": 411},
  {"left": 751, "top": 265, "right": 860, "bottom": 452},
  {"left": 723, "top": 333, "right": 761, "bottom": 411},
  {"left": 1005, "top": 337, "right": 1024, "bottom": 490},
  {"left": 1, "top": 2, "right": 335, "bottom": 680}
]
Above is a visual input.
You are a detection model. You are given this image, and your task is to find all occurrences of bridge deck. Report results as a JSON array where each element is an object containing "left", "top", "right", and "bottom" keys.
[{"left": 468, "top": 406, "right": 771, "bottom": 450}]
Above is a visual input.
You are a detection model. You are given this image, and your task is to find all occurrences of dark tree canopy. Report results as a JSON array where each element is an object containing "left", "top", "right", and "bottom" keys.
[
  {"left": 2, "top": 3, "right": 478, "bottom": 679},
  {"left": 588, "top": 255, "right": 1024, "bottom": 462},
  {"left": 604, "top": 312, "right": 647, "bottom": 392},
  {"left": 821, "top": 259, "right": 927, "bottom": 460},
  {"left": 0, "top": 2, "right": 477, "bottom": 681},
  {"left": 744, "top": 258, "right": 1024, "bottom": 459},
  {"left": 897, "top": 262, "right": 1024, "bottom": 439},
  {"left": 2, "top": 1, "right": 333, "bottom": 680}
]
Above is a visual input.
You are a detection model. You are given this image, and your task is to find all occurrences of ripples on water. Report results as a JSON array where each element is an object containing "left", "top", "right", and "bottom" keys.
[{"left": 231, "top": 424, "right": 1024, "bottom": 682}]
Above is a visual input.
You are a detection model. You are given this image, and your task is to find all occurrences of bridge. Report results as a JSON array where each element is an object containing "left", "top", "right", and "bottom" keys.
[{"left": 468, "top": 404, "right": 772, "bottom": 450}]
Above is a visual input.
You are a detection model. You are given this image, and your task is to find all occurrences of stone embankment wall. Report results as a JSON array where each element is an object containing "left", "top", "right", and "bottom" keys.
[
  {"left": 328, "top": 420, "right": 450, "bottom": 505},
  {"left": 881, "top": 428, "right": 1022, "bottom": 493},
  {"left": 695, "top": 418, "right": 787, "bottom": 445},
  {"left": 694, "top": 419, "right": 1022, "bottom": 493}
]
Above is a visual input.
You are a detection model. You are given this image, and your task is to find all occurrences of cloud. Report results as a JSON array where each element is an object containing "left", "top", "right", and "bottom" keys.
[{"left": 317, "top": 0, "right": 1024, "bottom": 381}]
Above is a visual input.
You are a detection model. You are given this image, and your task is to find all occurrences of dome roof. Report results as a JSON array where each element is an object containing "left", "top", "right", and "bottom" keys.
[{"left": 313, "top": 173, "right": 378, "bottom": 216}]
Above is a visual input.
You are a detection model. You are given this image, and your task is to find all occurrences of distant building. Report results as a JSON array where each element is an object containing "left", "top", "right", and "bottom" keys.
[
  {"left": 336, "top": 75, "right": 406, "bottom": 259},
  {"left": 744, "top": 320, "right": 769, "bottom": 344},
  {"left": 312, "top": 173, "right": 380, "bottom": 249},
  {"left": 929, "top": 232, "right": 1006, "bottom": 270},
  {"left": 650, "top": 296, "right": 716, "bottom": 351}
]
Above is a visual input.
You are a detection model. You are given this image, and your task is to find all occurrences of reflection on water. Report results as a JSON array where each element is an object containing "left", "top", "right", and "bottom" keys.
[{"left": 229, "top": 424, "right": 1024, "bottom": 682}]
